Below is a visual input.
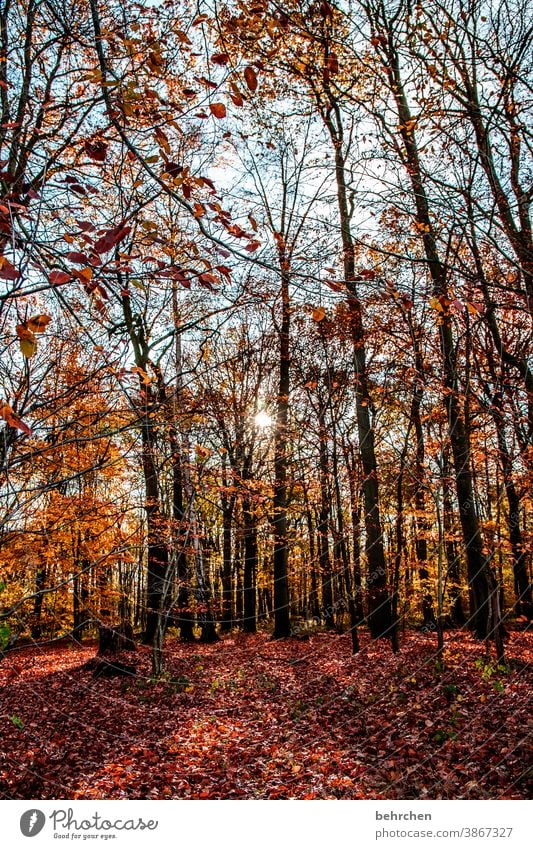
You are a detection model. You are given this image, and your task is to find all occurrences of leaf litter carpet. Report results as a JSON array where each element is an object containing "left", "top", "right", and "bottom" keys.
[{"left": 0, "top": 630, "right": 530, "bottom": 799}]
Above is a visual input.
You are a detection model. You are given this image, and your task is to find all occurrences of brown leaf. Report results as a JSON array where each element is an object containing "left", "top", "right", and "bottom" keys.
[
  {"left": 27, "top": 314, "right": 51, "bottom": 333},
  {"left": 244, "top": 66, "right": 258, "bottom": 92}
]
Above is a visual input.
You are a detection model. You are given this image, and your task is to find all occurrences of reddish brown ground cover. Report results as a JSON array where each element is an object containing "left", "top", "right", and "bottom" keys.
[{"left": 0, "top": 630, "right": 530, "bottom": 799}]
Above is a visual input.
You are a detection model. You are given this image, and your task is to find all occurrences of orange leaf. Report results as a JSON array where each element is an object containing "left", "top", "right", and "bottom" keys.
[
  {"left": 0, "top": 256, "right": 21, "bottom": 280},
  {"left": 210, "top": 102, "right": 227, "bottom": 119},
  {"left": 313, "top": 306, "right": 326, "bottom": 322},
  {"left": 76, "top": 267, "right": 94, "bottom": 282},
  {"left": 0, "top": 403, "right": 32, "bottom": 436}
]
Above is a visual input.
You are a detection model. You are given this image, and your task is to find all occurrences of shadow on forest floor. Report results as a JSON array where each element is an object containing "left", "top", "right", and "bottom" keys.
[{"left": 0, "top": 629, "right": 531, "bottom": 799}]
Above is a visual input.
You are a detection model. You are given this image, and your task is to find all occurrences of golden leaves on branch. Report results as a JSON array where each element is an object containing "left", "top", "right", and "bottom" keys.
[{"left": 15, "top": 315, "right": 51, "bottom": 359}]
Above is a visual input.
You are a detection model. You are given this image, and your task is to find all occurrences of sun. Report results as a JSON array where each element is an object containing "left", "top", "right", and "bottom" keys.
[{"left": 254, "top": 410, "right": 273, "bottom": 429}]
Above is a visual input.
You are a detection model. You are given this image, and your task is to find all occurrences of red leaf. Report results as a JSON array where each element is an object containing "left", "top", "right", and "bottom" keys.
[
  {"left": 67, "top": 251, "right": 91, "bottom": 265},
  {"left": 93, "top": 225, "right": 131, "bottom": 255},
  {"left": 84, "top": 139, "right": 108, "bottom": 162},
  {"left": 76, "top": 220, "right": 96, "bottom": 233},
  {"left": 164, "top": 162, "right": 183, "bottom": 178},
  {"left": 244, "top": 66, "right": 258, "bottom": 92},
  {"left": 49, "top": 270, "right": 71, "bottom": 285},
  {"left": 215, "top": 264, "right": 231, "bottom": 279}
]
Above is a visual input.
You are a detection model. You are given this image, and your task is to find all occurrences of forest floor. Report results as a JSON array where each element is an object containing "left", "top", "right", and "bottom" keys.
[{"left": 0, "top": 629, "right": 531, "bottom": 799}]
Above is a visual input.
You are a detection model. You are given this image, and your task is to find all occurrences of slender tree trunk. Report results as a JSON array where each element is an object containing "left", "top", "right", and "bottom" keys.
[
  {"left": 330, "top": 415, "right": 359, "bottom": 650},
  {"left": 317, "top": 402, "right": 334, "bottom": 627},
  {"left": 385, "top": 43, "right": 493, "bottom": 638},
  {"left": 302, "top": 480, "right": 320, "bottom": 619},
  {"left": 323, "top": 101, "right": 392, "bottom": 638},
  {"left": 490, "top": 393, "right": 532, "bottom": 615},
  {"left": 242, "top": 496, "right": 257, "bottom": 634},
  {"left": 234, "top": 525, "right": 244, "bottom": 626},
  {"left": 221, "top": 494, "right": 235, "bottom": 631},
  {"left": 442, "top": 449, "right": 465, "bottom": 625},
  {"left": 171, "top": 285, "right": 195, "bottom": 641},
  {"left": 141, "top": 408, "right": 168, "bottom": 644},
  {"left": 272, "top": 263, "right": 291, "bottom": 637},
  {"left": 343, "top": 442, "right": 365, "bottom": 623},
  {"left": 31, "top": 562, "right": 46, "bottom": 640}
]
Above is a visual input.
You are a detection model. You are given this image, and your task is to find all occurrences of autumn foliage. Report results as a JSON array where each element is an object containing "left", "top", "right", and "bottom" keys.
[{"left": 0, "top": 0, "right": 531, "bottom": 801}]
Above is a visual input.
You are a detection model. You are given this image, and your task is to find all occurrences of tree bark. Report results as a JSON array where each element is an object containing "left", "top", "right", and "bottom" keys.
[{"left": 272, "top": 264, "right": 291, "bottom": 637}]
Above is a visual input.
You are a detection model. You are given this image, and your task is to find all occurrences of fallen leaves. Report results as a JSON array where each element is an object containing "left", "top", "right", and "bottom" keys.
[{"left": 0, "top": 630, "right": 530, "bottom": 800}]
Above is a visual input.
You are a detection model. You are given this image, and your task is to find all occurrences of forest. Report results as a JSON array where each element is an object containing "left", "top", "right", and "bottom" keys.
[{"left": 0, "top": 0, "right": 531, "bottom": 800}]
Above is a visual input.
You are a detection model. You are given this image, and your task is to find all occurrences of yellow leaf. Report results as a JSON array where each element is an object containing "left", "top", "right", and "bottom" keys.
[
  {"left": 20, "top": 337, "right": 37, "bottom": 358},
  {"left": 16, "top": 324, "right": 37, "bottom": 357},
  {"left": 429, "top": 296, "right": 443, "bottom": 312},
  {"left": 77, "top": 267, "right": 93, "bottom": 282}
]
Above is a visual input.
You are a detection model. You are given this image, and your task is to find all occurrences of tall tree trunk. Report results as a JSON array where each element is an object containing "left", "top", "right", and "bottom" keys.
[
  {"left": 170, "top": 425, "right": 195, "bottom": 641},
  {"left": 234, "top": 525, "right": 244, "bottom": 626},
  {"left": 317, "top": 401, "right": 334, "bottom": 627},
  {"left": 302, "top": 480, "right": 320, "bottom": 619},
  {"left": 343, "top": 442, "right": 365, "bottom": 623},
  {"left": 272, "top": 263, "right": 291, "bottom": 637},
  {"left": 323, "top": 100, "right": 392, "bottom": 638},
  {"left": 141, "top": 410, "right": 168, "bottom": 644},
  {"left": 442, "top": 449, "right": 465, "bottom": 625},
  {"left": 171, "top": 285, "right": 195, "bottom": 641},
  {"left": 220, "top": 488, "right": 235, "bottom": 632},
  {"left": 242, "top": 496, "right": 257, "bottom": 634},
  {"left": 489, "top": 391, "right": 532, "bottom": 615},
  {"left": 329, "top": 413, "right": 359, "bottom": 651},
  {"left": 385, "top": 41, "right": 493, "bottom": 638}
]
